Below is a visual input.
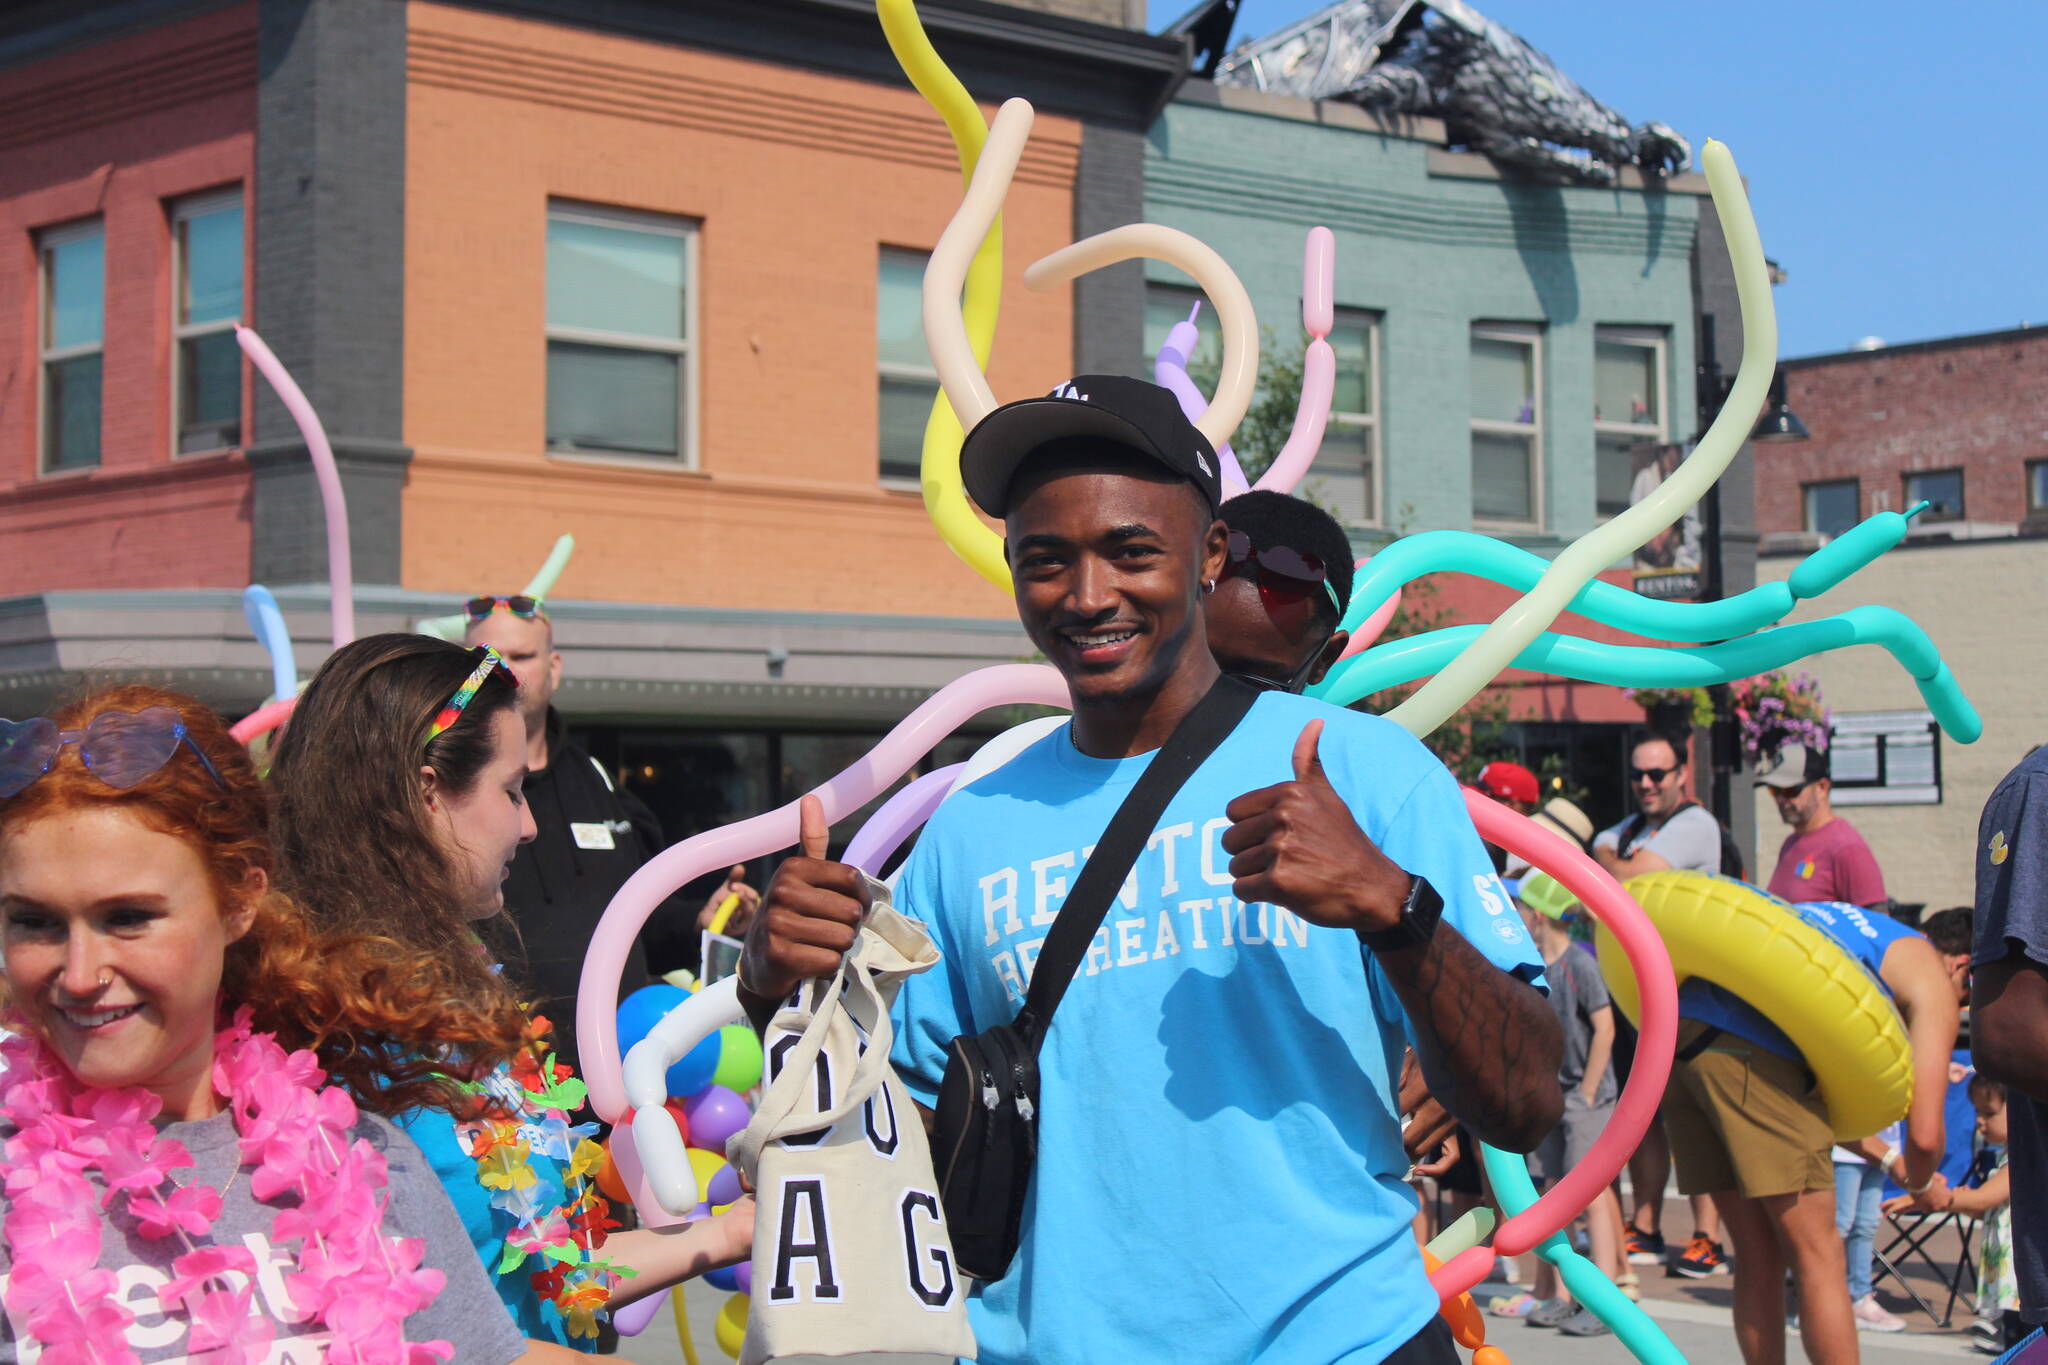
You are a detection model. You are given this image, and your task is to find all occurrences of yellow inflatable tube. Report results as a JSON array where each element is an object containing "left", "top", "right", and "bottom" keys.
[{"left": 1594, "top": 870, "right": 1910, "bottom": 1142}]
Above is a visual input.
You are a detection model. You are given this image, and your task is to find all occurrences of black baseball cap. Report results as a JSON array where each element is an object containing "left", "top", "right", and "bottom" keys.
[{"left": 958, "top": 374, "right": 1225, "bottom": 518}]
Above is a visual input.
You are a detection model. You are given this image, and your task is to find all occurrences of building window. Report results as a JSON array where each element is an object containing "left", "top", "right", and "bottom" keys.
[
  {"left": 1593, "top": 327, "right": 1668, "bottom": 518},
  {"left": 1803, "top": 479, "right": 1860, "bottom": 539},
  {"left": 1318, "top": 309, "right": 1380, "bottom": 524},
  {"left": 1470, "top": 323, "right": 1541, "bottom": 526},
  {"left": 1903, "top": 468, "right": 1964, "bottom": 522},
  {"left": 1828, "top": 710, "right": 1941, "bottom": 806},
  {"left": 172, "top": 191, "right": 244, "bottom": 454},
  {"left": 39, "top": 219, "right": 104, "bottom": 473},
  {"left": 878, "top": 248, "right": 939, "bottom": 485},
  {"left": 545, "top": 205, "right": 695, "bottom": 462},
  {"left": 1143, "top": 283, "right": 1218, "bottom": 384},
  {"left": 2029, "top": 459, "right": 2048, "bottom": 513}
]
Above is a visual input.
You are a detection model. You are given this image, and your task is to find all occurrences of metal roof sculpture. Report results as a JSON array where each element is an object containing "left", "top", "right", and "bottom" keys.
[{"left": 1214, "top": 0, "right": 1690, "bottom": 187}]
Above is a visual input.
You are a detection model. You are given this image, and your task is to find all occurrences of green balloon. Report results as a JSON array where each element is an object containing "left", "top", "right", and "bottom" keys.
[{"left": 712, "top": 1024, "right": 763, "bottom": 1093}]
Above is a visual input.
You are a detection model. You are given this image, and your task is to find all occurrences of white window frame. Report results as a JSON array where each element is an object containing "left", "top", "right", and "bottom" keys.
[
  {"left": 1592, "top": 326, "right": 1669, "bottom": 520},
  {"left": 1470, "top": 321, "right": 1544, "bottom": 530},
  {"left": 170, "top": 188, "right": 245, "bottom": 458},
  {"left": 1903, "top": 467, "right": 1965, "bottom": 523},
  {"left": 1829, "top": 710, "right": 1942, "bottom": 806},
  {"left": 38, "top": 217, "right": 105, "bottom": 476},
  {"left": 877, "top": 245, "right": 937, "bottom": 491},
  {"left": 544, "top": 202, "right": 699, "bottom": 469},
  {"left": 1325, "top": 306, "right": 1382, "bottom": 527},
  {"left": 1802, "top": 478, "right": 1860, "bottom": 537}
]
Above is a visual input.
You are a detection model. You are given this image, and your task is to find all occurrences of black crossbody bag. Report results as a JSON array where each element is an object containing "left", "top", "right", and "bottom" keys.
[{"left": 931, "top": 676, "right": 1259, "bottom": 1281}]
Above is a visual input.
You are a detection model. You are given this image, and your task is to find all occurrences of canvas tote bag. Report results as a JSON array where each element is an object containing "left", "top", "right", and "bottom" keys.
[{"left": 727, "top": 880, "right": 976, "bottom": 1364}]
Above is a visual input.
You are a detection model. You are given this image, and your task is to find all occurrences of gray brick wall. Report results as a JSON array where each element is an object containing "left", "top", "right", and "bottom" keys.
[
  {"left": 1073, "top": 122, "right": 1145, "bottom": 376},
  {"left": 252, "top": 0, "right": 410, "bottom": 586}
]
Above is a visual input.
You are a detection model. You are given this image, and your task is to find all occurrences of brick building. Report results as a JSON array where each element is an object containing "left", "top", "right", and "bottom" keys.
[
  {"left": 1751, "top": 325, "right": 2048, "bottom": 907},
  {"left": 0, "top": 0, "right": 1180, "bottom": 845}
]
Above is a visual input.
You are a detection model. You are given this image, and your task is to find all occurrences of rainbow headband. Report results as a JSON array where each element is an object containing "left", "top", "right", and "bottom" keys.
[{"left": 427, "top": 645, "right": 512, "bottom": 741}]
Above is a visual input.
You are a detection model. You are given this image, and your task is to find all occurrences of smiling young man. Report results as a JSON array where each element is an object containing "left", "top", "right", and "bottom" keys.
[{"left": 739, "top": 377, "right": 1561, "bottom": 1365}]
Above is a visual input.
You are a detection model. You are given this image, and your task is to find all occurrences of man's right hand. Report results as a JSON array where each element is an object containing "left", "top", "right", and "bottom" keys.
[{"left": 737, "top": 794, "right": 871, "bottom": 1008}]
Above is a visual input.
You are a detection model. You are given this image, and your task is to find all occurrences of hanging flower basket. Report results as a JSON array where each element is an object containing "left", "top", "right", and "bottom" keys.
[
  {"left": 1623, "top": 686, "right": 1714, "bottom": 734},
  {"left": 1729, "top": 670, "right": 1830, "bottom": 768}
]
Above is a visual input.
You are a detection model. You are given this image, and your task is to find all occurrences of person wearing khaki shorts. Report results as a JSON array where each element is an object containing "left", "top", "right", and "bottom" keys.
[{"left": 1665, "top": 1013, "right": 1859, "bottom": 1364}]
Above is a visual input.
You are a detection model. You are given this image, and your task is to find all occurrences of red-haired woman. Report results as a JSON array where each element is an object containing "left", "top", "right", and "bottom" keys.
[
  {"left": 268, "top": 635, "right": 749, "bottom": 1352},
  {"left": 0, "top": 684, "right": 530, "bottom": 1362}
]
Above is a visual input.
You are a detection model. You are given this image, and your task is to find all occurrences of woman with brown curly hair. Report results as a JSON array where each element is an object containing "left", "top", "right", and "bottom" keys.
[
  {"left": 0, "top": 683, "right": 529, "bottom": 1362},
  {"left": 268, "top": 634, "right": 749, "bottom": 1352}
]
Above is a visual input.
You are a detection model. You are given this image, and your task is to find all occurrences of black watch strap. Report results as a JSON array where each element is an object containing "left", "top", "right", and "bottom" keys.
[{"left": 1357, "top": 874, "right": 1443, "bottom": 953}]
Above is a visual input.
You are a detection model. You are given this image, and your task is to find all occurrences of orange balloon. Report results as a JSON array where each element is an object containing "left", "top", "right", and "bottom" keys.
[
  {"left": 1419, "top": 1247, "right": 1486, "bottom": 1351},
  {"left": 1472, "top": 1346, "right": 1512, "bottom": 1365}
]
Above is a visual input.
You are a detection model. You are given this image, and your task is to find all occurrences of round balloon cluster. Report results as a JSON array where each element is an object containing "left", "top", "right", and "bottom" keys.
[{"left": 609, "top": 980, "right": 762, "bottom": 1351}]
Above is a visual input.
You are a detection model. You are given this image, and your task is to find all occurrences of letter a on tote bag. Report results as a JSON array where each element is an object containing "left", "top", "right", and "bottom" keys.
[{"left": 728, "top": 884, "right": 976, "bottom": 1364}]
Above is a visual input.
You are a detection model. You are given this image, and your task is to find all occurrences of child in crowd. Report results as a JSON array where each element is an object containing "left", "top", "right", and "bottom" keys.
[
  {"left": 1491, "top": 875, "right": 1634, "bottom": 1335},
  {"left": 1887, "top": 1074, "right": 2017, "bottom": 1352}
]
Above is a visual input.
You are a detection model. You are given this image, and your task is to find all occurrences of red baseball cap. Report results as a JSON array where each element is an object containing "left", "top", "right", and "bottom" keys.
[{"left": 1476, "top": 761, "right": 1540, "bottom": 806}]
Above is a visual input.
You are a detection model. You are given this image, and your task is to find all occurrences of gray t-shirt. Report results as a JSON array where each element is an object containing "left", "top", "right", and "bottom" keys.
[
  {"left": 0, "top": 1106, "right": 526, "bottom": 1363},
  {"left": 1544, "top": 943, "right": 1617, "bottom": 1104},
  {"left": 1594, "top": 802, "right": 1723, "bottom": 875},
  {"left": 1974, "top": 746, "right": 2048, "bottom": 1325}
]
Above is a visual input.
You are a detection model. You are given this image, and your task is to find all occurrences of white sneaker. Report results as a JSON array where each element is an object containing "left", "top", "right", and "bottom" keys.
[{"left": 1852, "top": 1295, "right": 1907, "bottom": 1333}]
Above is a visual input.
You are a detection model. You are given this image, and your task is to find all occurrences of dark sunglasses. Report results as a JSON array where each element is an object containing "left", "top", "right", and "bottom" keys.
[
  {"left": 1225, "top": 531, "right": 1342, "bottom": 616},
  {"left": 1629, "top": 766, "right": 1679, "bottom": 785},
  {"left": 0, "top": 707, "right": 227, "bottom": 798},
  {"left": 464, "top": 595, "right": 545, "bottom": 622}
]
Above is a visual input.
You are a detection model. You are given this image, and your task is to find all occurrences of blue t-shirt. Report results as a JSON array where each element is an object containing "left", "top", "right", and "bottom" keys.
[
  {"left": 1679, "top": 892, "right": 1919, "bottom": 1062},
  {"left": 888, "top": 692, "right": 1545, "bottom": 1365},
  {"left": 395, "top": 1082, "right": 596, "bottom": 1350},
  {"left": 1973, "top": 746, "right": 2048, "bottom": 1323}
]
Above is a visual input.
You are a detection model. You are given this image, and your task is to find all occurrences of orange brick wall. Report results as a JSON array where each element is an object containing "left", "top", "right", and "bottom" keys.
[
  {"left": 0, "top": 5, "right": 257, "bottom": 591},
  {"left": 402, "top": 3, "right": 1081, "bottom": 619}
]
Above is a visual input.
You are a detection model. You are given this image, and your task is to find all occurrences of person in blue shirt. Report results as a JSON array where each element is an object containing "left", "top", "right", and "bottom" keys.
[
  {"left": 1671, "top": 889, "right": 1959, "bottom": 1362},
  {"left": 738, "top": 377, "right": 1562, "bottom": 1365}
]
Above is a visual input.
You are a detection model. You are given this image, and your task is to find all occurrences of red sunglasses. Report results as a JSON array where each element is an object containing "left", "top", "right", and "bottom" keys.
[{"left": 1225, "top": 530, "right": 1342, "bottom": 616}]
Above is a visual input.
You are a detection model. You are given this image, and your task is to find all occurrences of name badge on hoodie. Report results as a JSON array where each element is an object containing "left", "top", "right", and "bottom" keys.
[{"left": 571, "top": 821, "right": 616, "bottom": 851}]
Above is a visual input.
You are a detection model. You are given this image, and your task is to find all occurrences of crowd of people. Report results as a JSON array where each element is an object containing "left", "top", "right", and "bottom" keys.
[{"left": 0, "top": 372, "right": 2043, "bottom": 1364}]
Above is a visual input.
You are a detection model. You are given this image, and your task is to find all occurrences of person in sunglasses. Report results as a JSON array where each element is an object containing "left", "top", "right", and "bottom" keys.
[
  {"left": 462, "top": 593, "right": 754, "bottom": 1067},
  {"left": 1756, "top": 743, "right": 1887, "bottom": 911},
  {"left": 1592, "top": 732, "right": 1741, "bottom": 1279},
  {"left": 0, "top": 684, "right": 536, "bottom": 1362},
  {"left": 268, "top": 636, "right": 752, "bottom": 1352},
  {"left": 740, "top": 376, "right": 1561, "bottom": 1365}
]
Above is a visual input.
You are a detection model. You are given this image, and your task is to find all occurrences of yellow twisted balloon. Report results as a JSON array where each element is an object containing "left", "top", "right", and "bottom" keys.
[
  {"left": 1386, "top": 138, "right": 1773, "bottom": 738},
  {"left": 877, "top": 0, "right": 1012, "bottom": 590}
]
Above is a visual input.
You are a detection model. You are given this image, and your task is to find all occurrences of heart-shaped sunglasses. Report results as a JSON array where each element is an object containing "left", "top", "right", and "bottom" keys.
[{"left": 0, "top": 707, "right": 226, "bottom": 798}]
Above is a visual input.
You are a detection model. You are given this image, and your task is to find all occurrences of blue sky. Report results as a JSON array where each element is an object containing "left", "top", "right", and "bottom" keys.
[{"left": 1151, "top": 0, "right": 2047, "bottom": 358}]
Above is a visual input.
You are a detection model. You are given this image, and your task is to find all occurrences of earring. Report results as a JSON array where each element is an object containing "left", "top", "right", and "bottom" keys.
[{"left": 1201, "top": 579, "right": 1216, "bottom": 595}]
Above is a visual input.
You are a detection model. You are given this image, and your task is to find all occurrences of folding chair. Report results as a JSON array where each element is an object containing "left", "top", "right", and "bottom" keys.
[{"left": 1872, "top": 1147, "right": 1999, "bottom": 1328}]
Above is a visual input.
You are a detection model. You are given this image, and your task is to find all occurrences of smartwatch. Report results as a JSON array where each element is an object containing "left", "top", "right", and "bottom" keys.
[{"left": 1358, "top": 874, "right": 1444, "bottom": 953}]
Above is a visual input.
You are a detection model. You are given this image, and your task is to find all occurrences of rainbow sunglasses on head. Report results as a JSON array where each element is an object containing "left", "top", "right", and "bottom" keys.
[
  {"left": 426, "top": 645, "right": 517, "bottom": 743},
  {"left": 464, "top": 594, "right": 548, "bottom": 623}
]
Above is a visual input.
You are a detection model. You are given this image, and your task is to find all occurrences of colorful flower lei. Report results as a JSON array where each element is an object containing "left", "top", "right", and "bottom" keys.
[
  {"left": 0, "top": 1007, "right": 451, "bottom": 1365},
  {"left": 458, "top": 1017, "right": 627, "bottom": 1341}
]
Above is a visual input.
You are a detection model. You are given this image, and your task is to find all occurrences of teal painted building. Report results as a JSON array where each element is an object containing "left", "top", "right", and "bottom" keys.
[
  {"left": 1140, "top": 81, "right": 1742, "bottom": 835},
  {"left": 1142, "top": 82, "right": 1708, "bottom": 553}
]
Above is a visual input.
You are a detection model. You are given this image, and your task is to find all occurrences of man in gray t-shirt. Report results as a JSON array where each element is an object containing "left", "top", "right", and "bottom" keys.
[{"left": 1593, "top": 735, "right": 1726, "bottom": 878}]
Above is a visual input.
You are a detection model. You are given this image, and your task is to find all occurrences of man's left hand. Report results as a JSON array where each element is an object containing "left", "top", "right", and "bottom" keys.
[{"left": 1222, "top": 719, "right": 1411, "bottom": 933}]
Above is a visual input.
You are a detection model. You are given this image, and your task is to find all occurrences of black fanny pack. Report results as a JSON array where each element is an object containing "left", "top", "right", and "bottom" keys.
[{"left": 931, "top": 677, "right": 1257, "bottom": 1281}]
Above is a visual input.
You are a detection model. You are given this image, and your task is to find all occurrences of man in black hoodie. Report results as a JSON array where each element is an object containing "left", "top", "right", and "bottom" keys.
[{"left": 465, "top": 596, "right": 755, "bottom": 1066}]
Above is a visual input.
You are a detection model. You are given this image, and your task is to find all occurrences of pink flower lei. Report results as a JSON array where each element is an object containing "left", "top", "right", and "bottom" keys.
[{"left": 0, "top": 1007, "right": 452, "bottom": 1365}]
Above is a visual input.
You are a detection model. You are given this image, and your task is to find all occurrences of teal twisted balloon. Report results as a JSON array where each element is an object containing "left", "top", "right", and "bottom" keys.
[
  {"left": 1311, "top": 505, "right": 1982, "bottom": 744},
  {"left": 1479, "top": 1143, "right": 1687, "bottom": 1365}
]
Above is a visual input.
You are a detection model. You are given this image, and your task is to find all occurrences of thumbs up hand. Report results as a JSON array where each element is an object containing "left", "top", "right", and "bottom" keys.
[
  {"left": 1220, "top": 719, "right": 1413, "bottom": 933},
  {"left": 739, "top": 794, "right": 873, "bottom": 1006}
]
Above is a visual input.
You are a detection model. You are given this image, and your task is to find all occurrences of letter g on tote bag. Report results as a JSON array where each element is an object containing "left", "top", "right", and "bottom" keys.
[{"left": 728, "top": 886, "right": 976, "bottom": 1365}]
